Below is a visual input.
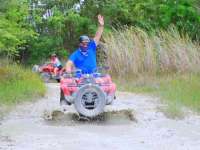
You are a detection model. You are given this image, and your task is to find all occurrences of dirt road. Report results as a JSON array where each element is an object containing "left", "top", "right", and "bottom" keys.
[{"left": 0, "top": 83, "right": 200, "bottom": 150}]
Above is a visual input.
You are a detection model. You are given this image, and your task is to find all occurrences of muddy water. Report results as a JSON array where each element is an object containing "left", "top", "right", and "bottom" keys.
[{"left": 1, "top": 83, "right": 200, "bottom": 150}]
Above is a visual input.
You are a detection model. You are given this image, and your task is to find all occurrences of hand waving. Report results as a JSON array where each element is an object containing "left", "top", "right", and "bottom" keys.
[{"left": 98, "top": 14, "right": 104, "bottom": 26}]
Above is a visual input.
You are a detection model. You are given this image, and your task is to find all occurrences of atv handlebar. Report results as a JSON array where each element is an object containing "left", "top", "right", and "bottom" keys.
[{"left": 62, "top": 66, "right": 109, "bottom": 79}]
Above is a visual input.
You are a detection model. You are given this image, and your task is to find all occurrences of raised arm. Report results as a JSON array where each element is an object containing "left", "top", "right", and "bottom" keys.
[{"left": 93, "top": 14, "right": 104, "bottom": 46}]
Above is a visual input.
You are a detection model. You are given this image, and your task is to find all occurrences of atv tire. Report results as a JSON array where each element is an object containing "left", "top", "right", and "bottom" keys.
[{"left": 74, "top": 84, "right": 106, "bottom": 118}]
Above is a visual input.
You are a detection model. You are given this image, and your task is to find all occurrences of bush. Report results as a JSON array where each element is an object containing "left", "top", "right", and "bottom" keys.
[{"left": 0, "top": 62, "right": 46, "bottom": 105}]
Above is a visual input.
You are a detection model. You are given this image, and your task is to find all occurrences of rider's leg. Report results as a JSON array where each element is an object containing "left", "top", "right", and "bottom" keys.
[
  {"left": 97, "top": 75, "right": 116, "bottom": 104},
  {"left": 61, "top": 78, "right": 77, "bottom": 95},
  {"left": 60, "top": 78, "right": 78, "bottom": 104},
  {"left": 96, "top": 75, "right": 116, "bottom": 95}
]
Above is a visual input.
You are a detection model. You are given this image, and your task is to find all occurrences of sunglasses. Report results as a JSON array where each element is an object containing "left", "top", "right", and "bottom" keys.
[{"left": 80, "top": 42, "right": 89, "bottom": 47}]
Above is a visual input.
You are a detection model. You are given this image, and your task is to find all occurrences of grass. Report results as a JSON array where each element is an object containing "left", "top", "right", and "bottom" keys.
[
  {"left": 159, "top": 74, "right": 200, "bottom": 112},
  {"left": 104, "top": 26, "right": 200, "bottom": 77},
  {"left": 0, "top": 63, "right": 46, "bottom": 106},
  {"left": 103, "top": 26, "right": 200, "bottom": 117},
  {"left": 114, "top": 73, "right": 200, "bottom": 118}
]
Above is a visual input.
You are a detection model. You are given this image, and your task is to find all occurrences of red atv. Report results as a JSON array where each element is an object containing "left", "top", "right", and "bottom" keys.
[
  {"left": 60, "top": 67, "right": 116, "bottom": 118},
  {"left": 32, "top": 63, "right": 63, "bottom": 82}
]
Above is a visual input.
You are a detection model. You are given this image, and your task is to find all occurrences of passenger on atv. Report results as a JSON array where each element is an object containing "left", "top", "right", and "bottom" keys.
[{"left": 60, "top": 14, "right": 116, "bottom": 117}]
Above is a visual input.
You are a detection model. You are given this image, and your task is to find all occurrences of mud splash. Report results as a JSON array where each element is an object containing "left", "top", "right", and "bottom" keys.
[{"left": 43, "top": 108, "right": 136, "bottom": 126}]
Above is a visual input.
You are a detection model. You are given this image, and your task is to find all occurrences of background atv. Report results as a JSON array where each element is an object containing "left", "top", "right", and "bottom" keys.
[
  {"left": 60, "top": 67, "right": 116, "bottom": 118},
  {"left": 32, "top": 63, "right": 63, "bottom": 82}
]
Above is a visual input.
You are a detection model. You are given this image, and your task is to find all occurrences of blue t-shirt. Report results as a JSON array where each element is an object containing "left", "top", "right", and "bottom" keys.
[{"left": 69, "top": 40, "right": 97, "bottom": 73}]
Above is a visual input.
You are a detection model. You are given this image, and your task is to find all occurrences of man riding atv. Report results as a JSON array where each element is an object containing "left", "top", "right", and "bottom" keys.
[
  {"left": 60, "top": 14, "right": 116, "bottom": 117},
  {"left": 65, "top": 14, "right": 104, "bottom": 73}
]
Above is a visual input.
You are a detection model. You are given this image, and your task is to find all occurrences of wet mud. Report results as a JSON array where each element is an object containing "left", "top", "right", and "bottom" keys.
[{"left": 43, "top": 108, "right": 136, "bottom": 126}]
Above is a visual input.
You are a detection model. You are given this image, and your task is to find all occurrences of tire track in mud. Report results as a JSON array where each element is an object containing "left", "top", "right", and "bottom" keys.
[{"left": 0, "top": 83, "right": 200, "bottom": 150}]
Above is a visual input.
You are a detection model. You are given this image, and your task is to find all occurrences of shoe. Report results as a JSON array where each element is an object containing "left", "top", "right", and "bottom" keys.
[
  {"left": 66, "top": 100, "right": 72, "bottom": 105},
  {"left": 60, "top": 100, "right": 67, "bottom": 105},
  {"left": 60, "top": 99, "right": 71, "bottom": 106}
]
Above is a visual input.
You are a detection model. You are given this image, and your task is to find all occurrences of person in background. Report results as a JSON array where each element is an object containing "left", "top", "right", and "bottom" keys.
[{"left": 50, "top": 53, "right": 62, "bottom": 77}]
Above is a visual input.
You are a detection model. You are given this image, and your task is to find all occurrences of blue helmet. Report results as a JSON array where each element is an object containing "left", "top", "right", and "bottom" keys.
[{"left": 79, "top": 35, "right": 90, "bottom": 43}]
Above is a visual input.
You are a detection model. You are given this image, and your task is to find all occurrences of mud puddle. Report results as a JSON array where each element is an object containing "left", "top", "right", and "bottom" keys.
[{"left": 43, "top": 108, "right": 136, "bottom": 126}]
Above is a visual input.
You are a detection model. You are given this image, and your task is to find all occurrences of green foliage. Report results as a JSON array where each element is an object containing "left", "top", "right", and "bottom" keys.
[
  {"left": 0, "top": 0, "right": 36, "bottom": 57},
  {"left": 28, "top": 36, "right": 61, "bottom": 64},
  {"left": 81, "top": 0, "right": 200, "bottom": 40},
  {"left": 1, "top": 0, "right": 200, "bottom": 64},
  {"left": 80, "top": 0, "right": 131, "bottom": 27},
  {"left": 27, "top": 3, "right": 95, "bottom": 64},
  {"left": 63, "top": 11, "right": 96, "bottom": 49}
]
